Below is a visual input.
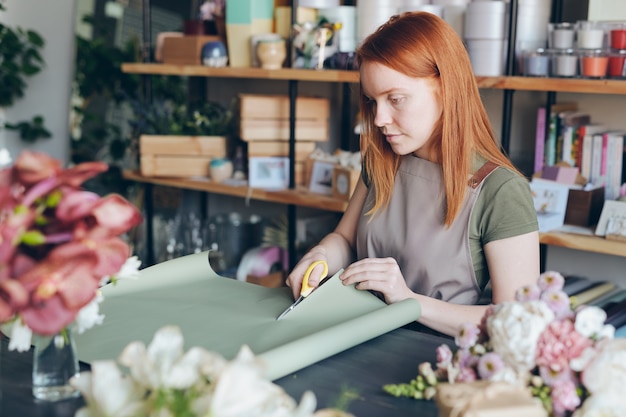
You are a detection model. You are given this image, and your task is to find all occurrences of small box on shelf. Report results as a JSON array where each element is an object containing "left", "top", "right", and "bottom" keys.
[
  {"left": 332, "top": 166, "right": 361, "bottom": 201},
  {"left": 565, "top": 186, "right": 605, "bottom": 227},
  {"left": 238, "top": 94, "right": 330, "bottom": 141},
  {"left": 162, "top": 35, "right": 221, "bottom": 65},
  {"left": 139, "top": 135, "right": 228, "bottom": 178}
]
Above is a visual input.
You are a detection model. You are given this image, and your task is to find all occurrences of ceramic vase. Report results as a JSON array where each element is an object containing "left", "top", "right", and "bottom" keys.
[
  {"left": 256, "top": 39, "right": 287, "bottom": 70},
  {"left": 32, "top": 329, "right": 80, "bottom": 401}
]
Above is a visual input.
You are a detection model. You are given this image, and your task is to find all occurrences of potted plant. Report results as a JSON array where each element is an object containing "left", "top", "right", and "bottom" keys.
[{"left": 0, "top": 0, "right": 51, "bottom": 143}]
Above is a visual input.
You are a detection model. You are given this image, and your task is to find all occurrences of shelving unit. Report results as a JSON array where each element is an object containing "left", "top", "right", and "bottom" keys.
[{"left": 122, "top": 61, "right": 626, "bottom": 264}]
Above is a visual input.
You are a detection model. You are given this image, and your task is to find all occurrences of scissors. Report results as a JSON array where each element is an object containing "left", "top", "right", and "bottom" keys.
[{"left": 276, "top": 260, "right": 328, "bottom": 320}]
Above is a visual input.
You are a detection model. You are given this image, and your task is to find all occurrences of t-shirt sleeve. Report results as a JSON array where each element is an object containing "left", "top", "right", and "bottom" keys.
[{"left": 477, "top": 169, "right": 539, "bottom": 244}]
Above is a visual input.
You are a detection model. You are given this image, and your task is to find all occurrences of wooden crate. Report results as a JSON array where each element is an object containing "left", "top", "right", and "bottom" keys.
[
  {"left": 139, "top": 135, "right": 228, "bottom": 178},
  {"left": 162, "top": 35, "right": 221, "bottom": 65},
  {"left": 246, "top": 140, "right": 316, "bottom": 161},
  {"left": 239, "top": 94, "right": 330, "bottom": 141}
]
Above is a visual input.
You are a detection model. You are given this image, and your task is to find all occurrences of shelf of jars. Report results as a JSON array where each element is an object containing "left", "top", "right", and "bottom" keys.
[
  {"left": 122, "top": 170, "right": 349, "bottom": 212},
  {"left": 539, "top": 231, "right": 626, "bottom": 258},
  {"left": 121, "top": 63, "right": 626, "bottom": 94}
]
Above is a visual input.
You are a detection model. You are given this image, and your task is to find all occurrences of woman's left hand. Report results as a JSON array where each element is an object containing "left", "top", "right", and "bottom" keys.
[{"left": 339, "top": 257, "right": 413, "bottom": 304}]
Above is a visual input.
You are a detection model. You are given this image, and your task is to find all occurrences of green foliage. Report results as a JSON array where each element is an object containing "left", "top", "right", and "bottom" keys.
[
  {"left": 0, "top": 0, "right": 50, "bottom": 143},
  {"left": 5, "top": 115, "right": 51, "bottom": 143}
]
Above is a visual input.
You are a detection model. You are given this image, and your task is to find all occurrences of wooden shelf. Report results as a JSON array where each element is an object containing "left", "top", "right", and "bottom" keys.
[
  {"left": 121, "top": 63, "right": 360, "bottom": 83},
  {"left": 539, "top": 231, "right": 626, "bottom": 258},
  {"left": 123, "top": 170, "right": 349, "bottom": 212},
  {"left": 122, "top": 63, "right": 626, "bottom": 94}
]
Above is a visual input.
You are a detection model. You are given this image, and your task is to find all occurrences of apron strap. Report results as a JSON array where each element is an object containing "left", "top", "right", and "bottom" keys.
[{"left": 468, "top": 161, "right": 499, "bottom": 189}]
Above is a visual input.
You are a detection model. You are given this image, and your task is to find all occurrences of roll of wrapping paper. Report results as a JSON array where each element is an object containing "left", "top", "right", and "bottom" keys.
[{"left": 74, "top": 251, "right": 422, "bottom": 381}]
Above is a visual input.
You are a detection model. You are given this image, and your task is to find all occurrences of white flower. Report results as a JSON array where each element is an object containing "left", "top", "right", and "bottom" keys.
[
  {"left": 74, "top": 291, "right": 105, "bottom": 334},
  {"left": 575, "top": 306, "right": 615, "bottom": 339},
  {"left": 5, "top": 316, "right": 33, "bottom": 352},
  {"left": 573, "top": 392, "right": 626, "bottom": 417},
  {"left": 210, "top": 345, "right": 317, "bottom": 417},
  {"left": 101, "top": 256, "right": 142, "bottom": 286},
  {"left": 0, "top": 148, "right": 12, "bottom": 167},
  {"left": 581, "top": 338, "right": 626, "bottom": 396},
  {"left": 118, "top": 325, "right": 226, "bottom": 391},
  {"left": 71, "top": 361, "right": 145, "bottom": 417},
  {"left": 487, "top": 300, "right": 554, "bottom": 373}
]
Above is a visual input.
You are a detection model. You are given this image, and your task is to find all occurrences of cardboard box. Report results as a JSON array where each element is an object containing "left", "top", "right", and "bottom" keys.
[
  {"left": 565, "top": 186, "right": 605, "bottom": 226},
  {"left": 332, "top": 166, "right": 361, "bottom": 201},
  {"left": 139, "top": 135, "right": 228, "bottom": 177},
  {"left": 161, "top": 35, "right": 221, "bottom": 65},
  {"left": 239, "top": 94, "right": 330, "bottom": 141}
]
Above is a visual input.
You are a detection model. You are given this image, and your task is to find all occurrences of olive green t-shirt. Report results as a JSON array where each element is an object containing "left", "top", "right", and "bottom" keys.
[{"left": 469, "top": 166, "right": 539, "bottom": 291}]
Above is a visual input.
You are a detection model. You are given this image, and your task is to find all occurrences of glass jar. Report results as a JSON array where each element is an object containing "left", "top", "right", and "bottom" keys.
[
  {"left": 551, "top": 49, "right": 578, "bottom": 77},
  {"left": 523, "top": 48, "right": 550, "bottom": 77},
  {"left": 579, "top": 49, "right": 609, "bottom": 78},
  {"left": 609, "top": 22, "right": 626, "bottom": 49},
  {"left": 608, "top": 50, "right": 626, "bottom": 78},
  {"left": 576, "top": 20, "right": 605, "bottom": 49},
  {"left": 548, "top": 22, "right": 575, "bottom": 49}
]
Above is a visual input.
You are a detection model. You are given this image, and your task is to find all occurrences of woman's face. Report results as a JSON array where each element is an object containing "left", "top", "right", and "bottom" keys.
[{"left": 360, "top": 61, "right": 442, "bottom": 161}]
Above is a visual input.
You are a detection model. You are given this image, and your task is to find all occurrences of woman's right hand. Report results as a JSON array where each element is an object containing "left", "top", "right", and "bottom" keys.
[{"left": 285, "top": 248, "right": 329, "bottom": 299}]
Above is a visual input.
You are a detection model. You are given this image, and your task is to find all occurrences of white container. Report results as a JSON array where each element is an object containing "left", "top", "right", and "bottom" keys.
[
  {"left": 299, "top": 0, "right": 340, "bottom": 8},
  {"left": 576, "top": 20, "right": 605, "bottom": 49},
  {"left": 466, "top": 39, "right": 507, "bottom": 76},
  {"left": 464, "top": 1, "right": 508, "bottom": 40},
  {"left": 398, "top": 4, "right": 444, "bottom": 17},
  {"left": 442, "top": 4, "right": 467, "bottom": 38},
  {"left": 357, "top": 5, "right": 398, "bottom": 42},
  {"left": 548, "top": 22, "right": 576, "bottom": 49}
]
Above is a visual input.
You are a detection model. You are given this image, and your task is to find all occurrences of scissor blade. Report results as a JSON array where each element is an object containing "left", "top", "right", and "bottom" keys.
[{"left": 276, "top": 296, "right": 304, "bottom": 320}]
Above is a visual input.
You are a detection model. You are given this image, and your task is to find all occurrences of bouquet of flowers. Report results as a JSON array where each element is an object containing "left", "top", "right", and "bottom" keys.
[
  {"left": 71, "top": 325, "right": 354, "bottom": 417},
  {"left": 384, "top": 271, "right": 626, "bottom": 417},
  {"left": 0, "top": 150, "right": 143, "bottom": 351}
]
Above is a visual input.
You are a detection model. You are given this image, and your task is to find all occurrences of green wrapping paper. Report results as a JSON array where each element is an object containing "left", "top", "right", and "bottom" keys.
[{"left": 75, "top": 251, "right": 421, "bottom": 381}]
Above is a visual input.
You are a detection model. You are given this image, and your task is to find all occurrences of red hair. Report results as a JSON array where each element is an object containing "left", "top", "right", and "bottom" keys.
[{"left": 356, "top": 12, "right": 520, "bottom": 226}]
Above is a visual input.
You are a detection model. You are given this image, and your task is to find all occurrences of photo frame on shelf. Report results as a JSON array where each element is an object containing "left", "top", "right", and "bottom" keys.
[
  {"left": 594, "top": 200, "right": 626, "bottom": 241},
  {"left": 248, "top": 157, "right": 290, "bottom": 189},
  {"left": 309, "top": 160, "right": 335, "bottom": 195}
]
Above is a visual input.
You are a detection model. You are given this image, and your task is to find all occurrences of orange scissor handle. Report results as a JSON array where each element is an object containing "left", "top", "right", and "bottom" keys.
[{"left": 300, "top": 260, "right": 329, "bottom": 298}]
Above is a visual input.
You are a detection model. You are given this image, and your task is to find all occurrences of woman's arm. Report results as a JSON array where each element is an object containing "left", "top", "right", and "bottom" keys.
[
  {"left": 285, "top": 179, "right": 369, "bottom": 299},
  {"left": 340, "top": 231, "right": 540, "bottom": 337}
]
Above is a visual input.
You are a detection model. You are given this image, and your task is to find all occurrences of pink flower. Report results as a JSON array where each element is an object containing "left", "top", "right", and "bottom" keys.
[
  {"left": 538, "top": 271, "right": 565, "bottom": 291},
  {"left": 541, "top": 289, "right": 573, "bottom": 320},
  {"left": 0, "top": 151, "right": 142, "bottom": 337},
  {"left": 477, "top": 352, "right": 504, "bottom": 380},
  {"left": 436, "top": 344, "right": 453, "bottom": 369},
  {"left": 456, "top": 366, "right": 477, "bottom": 383},
  {"left": 455, "top": 322, "right": 480, "bottom": 349},
  {"left": 551, "top": 378, "right": 581, "bottom": 416},
  {"left": 515, "top": 284, "right": 541, "bottom": 302},
  {"left": 535, "top": 319, "right": 592, "bottom": 376}
]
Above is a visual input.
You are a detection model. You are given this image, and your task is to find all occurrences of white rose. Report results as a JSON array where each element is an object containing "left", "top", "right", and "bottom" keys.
[
  {"left": 575, "top": 306, "right": 614, "bottom": 339},
  {"left": 573, "top": 393, "right": 626, "bottom": 417},
  {"left": 581, "top": 338, "right": 626, "bottom": 396},
  {"left": 487, "top": 301, "right": 554, "bottom": 373}
]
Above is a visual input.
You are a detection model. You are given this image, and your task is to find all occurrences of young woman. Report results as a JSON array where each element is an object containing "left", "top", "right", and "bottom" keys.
[{"left": 286, "top": 12, "right": 539, "bottom": 336}]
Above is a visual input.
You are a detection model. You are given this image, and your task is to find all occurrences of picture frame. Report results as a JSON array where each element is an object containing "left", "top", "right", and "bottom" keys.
[
  {"left": 309, "top": 160, "right": 335, "bottom": 195},
  {"left": 248, "top": 157, "right": 290, "bottom": 189},
  {"left": 594, "top": 200, "right": 626, "bottom": 240}
]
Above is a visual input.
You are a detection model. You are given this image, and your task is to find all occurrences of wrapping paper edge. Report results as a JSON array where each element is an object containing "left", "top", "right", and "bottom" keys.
[{"left": 260, "top": 298, "right": 421, "bottom": 381}]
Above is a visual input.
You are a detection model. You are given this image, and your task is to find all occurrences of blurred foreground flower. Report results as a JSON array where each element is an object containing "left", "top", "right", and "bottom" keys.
[
  {"left": 72, "top": 325, "right": 355, "bottom": 417},
  {"left": 0, "top": 150, "right": 142, "bottom": 349}
]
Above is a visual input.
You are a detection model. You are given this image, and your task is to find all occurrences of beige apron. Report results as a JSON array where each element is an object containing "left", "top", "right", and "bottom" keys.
[{"left": 356, "top": 156, "right": 498, "bottom": 304}]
